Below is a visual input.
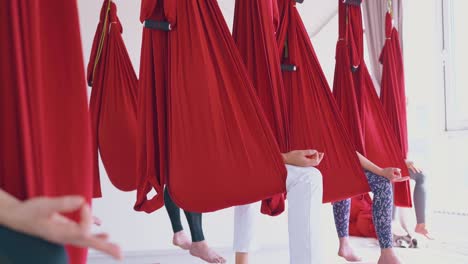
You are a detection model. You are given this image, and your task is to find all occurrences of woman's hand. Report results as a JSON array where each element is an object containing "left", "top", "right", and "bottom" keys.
[
  {"left": 6, "top": 196, "right": 122, "bottom": 260},
  {"left": 405, "top": 160, "right": 422, "bottom": 174},
  {"left": 282, "top": 150, "right": 325, "bottom": 167},
  {"left": 380, "top": 167, "right": 410, "bottom": 182}
]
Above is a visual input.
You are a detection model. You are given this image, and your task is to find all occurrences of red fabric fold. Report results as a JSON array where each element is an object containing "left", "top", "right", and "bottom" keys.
[
  {"left": 233, "top": 0, "right": 289, "bottom": 216},
  {"left": 87, "top": 1, "right": 138, "bottom": 193},
  {"left": 135, "top": 0, "right": 287, "bottom": 213},
  {"left": 140, "top": 0, "right": 159, "bottom": 22},
  {"left": 333, "top": 0, "right": 412, "bottom": 207},
  {"left": 380, "top": 12, "right": 408, "bottom": 159},
  {"left": 0, "top": 1, "right": 94, "bottom": 263},
  {"left": 134, "top": 2, "right": 168, "bottom": 213},
  {"left": 276, "top": 0, "right": 370, "bottom": 203},
  {"left": 349, "top": 194, "right": 377, "bottom": 238},
  {"left": 333, "top": 40, "right": 366, "bottom": 154}
]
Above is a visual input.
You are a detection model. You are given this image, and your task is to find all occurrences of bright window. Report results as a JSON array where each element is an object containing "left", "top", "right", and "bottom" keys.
[{"left": 442, "top": 0, "right": 468, "bottom": 131}]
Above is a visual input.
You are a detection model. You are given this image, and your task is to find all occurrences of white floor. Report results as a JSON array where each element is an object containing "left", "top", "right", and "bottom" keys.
[{"left": 89, "top": 213, "right": 468, "bottom": 264}]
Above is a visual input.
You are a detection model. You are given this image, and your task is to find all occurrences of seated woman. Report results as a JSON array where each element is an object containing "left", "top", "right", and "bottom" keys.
[
  {"left": 393, "top": 160, "right": 432, "bottom": 240},
  {"left": 0, "top": 189, "right": 121, "bottom": 264},
  {"left": 333, "top": 152, "right": 409, "bottom": 264},
  {"left": 164, "top": 189, "right": 226, "bottom": 263},
  {"left": 235, "top": 149, "right": 324, "bottom": 264},
  {"left": 234, "top": 152, "right": 408, "bottom": 264}
]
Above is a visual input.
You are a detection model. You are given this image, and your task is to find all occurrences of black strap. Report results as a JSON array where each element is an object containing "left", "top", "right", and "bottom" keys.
[
  {"left": 281, "top": 64, "right": 297, "bottom": 72},
  {"left": 144, "top": 20, "right": 172, "bottom": 31},
  {"left": 295, "top": 0, "right": 304, "bottom": 3},
  {"left": 343, "top": 0, "right": 362, "bottom": 6}
]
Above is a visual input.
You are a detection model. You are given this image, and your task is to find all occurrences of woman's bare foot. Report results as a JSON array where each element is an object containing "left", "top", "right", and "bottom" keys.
[
  {"left": 338, "top": 237, "right": 362, "bottom": 262},
  {"left": 378, "top": 249, "right": 402, "bottom": 264},
  {"left": 190, "top": 241, "right": 226, "bottom": 263},
  {"left": 173, "top": 231, "right": 192, "bottom": 250},
  {"left": 415, "top": 223, "right": 434, "bottom": 240}
]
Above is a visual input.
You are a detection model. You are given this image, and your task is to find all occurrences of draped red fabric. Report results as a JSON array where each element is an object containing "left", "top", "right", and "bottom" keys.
[
  {"left": 275, "top": 0, "right": 370, "bottom": 203},
  {"left": 232, "top": 0, "right": 289, "bottom": 216},
  {"left": 333, "top": 36, "right": 366, "bottom": 154},
  {"left": 333, "top": 0, "right": 411, "bottom": 207},
  {"left": 0, "top": 1, "right": 94, "bottom": 263},
  {"left": 87, "top": 1, "right": 138, "bottom": 193},
  {"left": 380, "top": 12, "right": 408, "bottom": 159},
  {"left": 349, "top": 194, "right": 377, "bottom": 238},
  {"left": 135, "top": 0, "right": 287, "bottom": 213},
  {"left": 134, "top": 0, "right": 169, "bottom": 213}
]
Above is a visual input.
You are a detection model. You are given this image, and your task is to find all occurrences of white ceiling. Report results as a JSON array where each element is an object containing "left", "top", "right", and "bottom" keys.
[{"left": 217, "top": 0, "right": 338, "bottom": 36}]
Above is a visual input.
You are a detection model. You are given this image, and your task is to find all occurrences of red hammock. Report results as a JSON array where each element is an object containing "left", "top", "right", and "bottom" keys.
[
  {"left": 333, "top": 0, "right": 411, "bottom": 207},
  {"left": 232, "top": 0, "right": 289, "bottom": 216},
  {"left": 0, "top": 1, "right": 94, "bottom": 263},
  {"left": 135, "top": 0, "right": 287, "bottom": 213},
  {"left": 87, "top": 1, "right": 138, "bottom": 193},
  {"left": 380, "top": 12, "right": 408, "bottom": 159},
  {"left": 275, "top": 0, "right": 370, "bottom": 203}
]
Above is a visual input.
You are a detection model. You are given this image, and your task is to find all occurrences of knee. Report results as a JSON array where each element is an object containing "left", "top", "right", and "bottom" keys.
[
  {"left": 303, "top": 167, "right": 323, "bottom": 190},
  {"left": 413, "top": 172, "right": 427, "bottom": 185},
  {"left": 286, "top": 166, "right": 323, "bottom": 196},
  {"left": 304, "top": 166, "right": 322, "bottom": 178},
  {"left": 368, "top": 172, "right": 393, "bottom": 198}
]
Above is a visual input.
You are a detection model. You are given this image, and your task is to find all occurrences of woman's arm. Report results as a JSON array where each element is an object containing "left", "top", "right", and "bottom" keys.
[
  {"left": 356, "top": 151, "right": 384, "bottom": 175},
  {"left": 282, "top": 150, "right": 324, "bottom": 167},
  {"left": 356, "top": 152, "right": 410, "bottom": 182},
  {"left": 405, "top": 160, "right": 422, "bottom": 174},
  {"left": 0, "top": 189, "right": 22, "bottom": 227}
]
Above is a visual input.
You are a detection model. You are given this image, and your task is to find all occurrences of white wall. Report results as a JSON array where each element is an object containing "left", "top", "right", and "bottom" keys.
[{"left": 402, "top": 0, "right": 468, "bottom": 213}]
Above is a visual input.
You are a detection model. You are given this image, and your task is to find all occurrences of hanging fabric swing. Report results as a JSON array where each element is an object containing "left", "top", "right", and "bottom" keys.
[
  {"left": 0, "top": 1, "right": 95, "bottom": 263},
  {"left": 134, "top": 0, "right": 169, "bottom": 213},
  {"left": 135, "top": 0, "right": 287, "bottom": 213},
  {"left": 275, "top": 0, "right": 370, "bottom": 203},
  {"left": 380, "top": 11, "right": 408, "bottom": 159},
  {"left": 87, "top": 0, "right": 138, "bottom": 193},
  {"left": 333, "top": 0, "right": 412, "bottom": 207},
  {"left": 232, "top": 0, "right": 289, "bottom": 216}
]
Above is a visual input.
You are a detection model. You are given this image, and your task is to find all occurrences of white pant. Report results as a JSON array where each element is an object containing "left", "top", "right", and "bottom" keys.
[{"left": 234, "top": 165, "right": 323, "bottom": 264}]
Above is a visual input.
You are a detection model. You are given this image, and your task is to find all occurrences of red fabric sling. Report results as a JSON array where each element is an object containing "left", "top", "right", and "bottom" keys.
[
  {"left": 333, "top": 0, "right": 412, "bottom": 207},
  {"left": 135, "top": 0, "right": 287, "bottom": 213},
  {"left": 275, "top": 0, "right": 370, "bottom": 203},
  {"left": 0, "top": 1, "right": 94, "bottom": 263},
  {"left": 87, "top": 1, "right": 138, "bottom": 193},
  {"left": 232, "top": 0, "right": 289, "bottom": 216},
  {"left": 134, "top": 0, "right": 170, "bottom": 213},
  {"left": 349, "top": 193, "right": 377, "bottom": 238},
  {"left": 380, "top": 12, "right": 408, "bottom": 159}
]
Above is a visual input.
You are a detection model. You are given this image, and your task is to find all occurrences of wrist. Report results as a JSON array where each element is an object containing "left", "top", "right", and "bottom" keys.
[
  {"left": 281, "top": 153, "right": 289, "bottom": 164},
  {"left": 375, "top": 167, "right": 385, "bottom": 177},
  {"left": 0, "top": 200, "right": 22, "bottom": 230}
]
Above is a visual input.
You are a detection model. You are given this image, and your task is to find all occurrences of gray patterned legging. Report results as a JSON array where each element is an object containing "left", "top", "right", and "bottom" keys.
[{"left": 333, "top": 171, "right": 393, "bottom": 249}]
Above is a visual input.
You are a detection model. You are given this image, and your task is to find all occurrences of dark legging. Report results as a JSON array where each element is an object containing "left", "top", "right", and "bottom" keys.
[
  {"left": 333, "top": 171, "right": 394, "bottom": 249},
  {"left": 164, "top": 188, "right": 205, "bottom": 242},
  {"left": 0, "top": 226, "right": 68, "bottom": 264},
  {"left": 393, "top": 170, "right": 427, "bottom": 224}
]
